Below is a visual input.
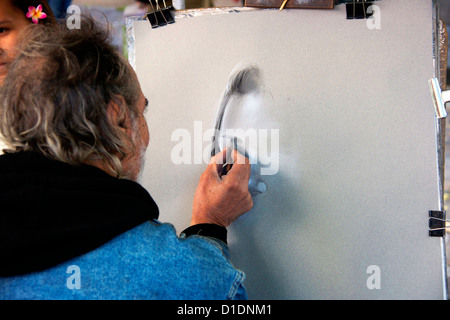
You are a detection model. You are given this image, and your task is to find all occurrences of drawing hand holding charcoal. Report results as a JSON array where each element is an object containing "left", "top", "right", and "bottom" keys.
[{"left": 192, "top": 148, "right": 253, "bottom": 228}]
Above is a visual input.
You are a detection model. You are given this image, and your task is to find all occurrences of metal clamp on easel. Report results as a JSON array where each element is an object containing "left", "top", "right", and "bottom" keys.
[
  {"left": 346, "top": 0, "right": 374, "bottom": 19},
  {"left": 429, "top": 78, "right": 450, "bottom": 119},
  {"left": 146, "top": 0, "right": 174, "bottom": 29},
  {"left": 429, "top": 210, "right": 447, "bottom": 237}
]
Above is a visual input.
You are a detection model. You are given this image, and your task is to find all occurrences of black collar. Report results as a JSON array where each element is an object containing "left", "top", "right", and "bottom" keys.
[{"left": 0, "top": 152, "right": 159, "bottom": 276}]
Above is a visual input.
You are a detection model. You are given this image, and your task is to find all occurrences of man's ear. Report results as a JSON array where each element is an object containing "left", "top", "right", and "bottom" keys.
[{"left": 106, "top": 95, "right": 129, "bottom": 132}]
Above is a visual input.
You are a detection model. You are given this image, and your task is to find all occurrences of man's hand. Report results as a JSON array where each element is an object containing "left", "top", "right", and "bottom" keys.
[{"left": 191, "top": 148, "right": 253, "bottom": 228}]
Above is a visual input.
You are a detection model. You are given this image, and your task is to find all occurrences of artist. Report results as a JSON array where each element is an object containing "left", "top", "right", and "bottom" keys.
[{"left": 0, "top": 17, "right": 253, "bottom": 299}]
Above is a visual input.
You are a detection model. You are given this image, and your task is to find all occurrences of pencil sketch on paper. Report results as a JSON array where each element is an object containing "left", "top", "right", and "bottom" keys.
[{"left": 210, "top": 62, "right": 281, "bottom": 198}]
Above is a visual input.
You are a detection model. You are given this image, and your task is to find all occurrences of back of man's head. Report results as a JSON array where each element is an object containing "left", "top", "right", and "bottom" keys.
[{"left": 0, "top": 17, "right": 141, "bottom": 178}]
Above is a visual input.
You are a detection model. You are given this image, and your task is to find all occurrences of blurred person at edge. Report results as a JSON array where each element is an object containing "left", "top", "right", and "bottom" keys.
[{"left": 0, "top": 0, "right": 55, "bottom": 84}]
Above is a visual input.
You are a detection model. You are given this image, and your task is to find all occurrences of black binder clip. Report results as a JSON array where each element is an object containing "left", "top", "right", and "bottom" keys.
[
  {"left": 429, "top": 210, "right": 447, "bottom": 237},
  {"left": 346, "top": 0, "right": 374, "bottom": 19},
  {"left": 146, "top": 0, "right": 175, "bottom": 29}
]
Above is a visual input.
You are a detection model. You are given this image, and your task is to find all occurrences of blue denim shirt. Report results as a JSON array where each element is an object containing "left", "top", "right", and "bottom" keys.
[{"left": 0, "top": 221, "right": 248, "bottom": 300}]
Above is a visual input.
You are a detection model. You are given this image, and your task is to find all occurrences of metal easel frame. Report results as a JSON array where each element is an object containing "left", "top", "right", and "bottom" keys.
[{"left": 433, "top": 0, "right": 449, "bottom": 300}]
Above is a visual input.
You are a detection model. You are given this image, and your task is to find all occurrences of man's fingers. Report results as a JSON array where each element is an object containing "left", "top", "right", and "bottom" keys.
[
  {"left": 225, "top": 149, "right": 251, "bottom": 181},
  {"left": 208, "top": 148, "right": 251, "bottom": 182},
  {"left": 207, "top": 148, "right": 251, "bottom": 182},
  {"left": 207, "top": 148, "right": 228, "bottom": 178}
]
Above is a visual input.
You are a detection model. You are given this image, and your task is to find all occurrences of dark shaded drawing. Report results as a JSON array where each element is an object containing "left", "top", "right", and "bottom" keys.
[{"left": 211, "top": 63, "right": 269, "bottom": 198}]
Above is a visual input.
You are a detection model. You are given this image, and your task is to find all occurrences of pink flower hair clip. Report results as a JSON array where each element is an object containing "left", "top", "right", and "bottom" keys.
[{"left": 26, "top": 5, "right": 47, "bottom": 24}]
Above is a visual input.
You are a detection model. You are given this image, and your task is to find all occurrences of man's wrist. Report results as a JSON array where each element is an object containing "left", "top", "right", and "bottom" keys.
[{"left": 180, "top": 223, "right": 228, "bottom": 244}]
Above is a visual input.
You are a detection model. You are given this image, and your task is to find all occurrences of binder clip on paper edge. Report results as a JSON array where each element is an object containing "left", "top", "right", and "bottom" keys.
[
  {"left": 429, "top": 78, "right": 449, "bottom": 119},
  {"left": 346, "top": 0, "right": 374, "bottom": 19},
  {"left": 146, "top": 0, "right": 175, "bottom": 29},
  {"left": 429, "top": 210, "right": 447, "bottom": 237}
]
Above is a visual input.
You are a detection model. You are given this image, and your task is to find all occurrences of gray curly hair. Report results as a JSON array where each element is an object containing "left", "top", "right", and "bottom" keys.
[{"left": 0, "top": 17, "right": 141, "bottom": 178}]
